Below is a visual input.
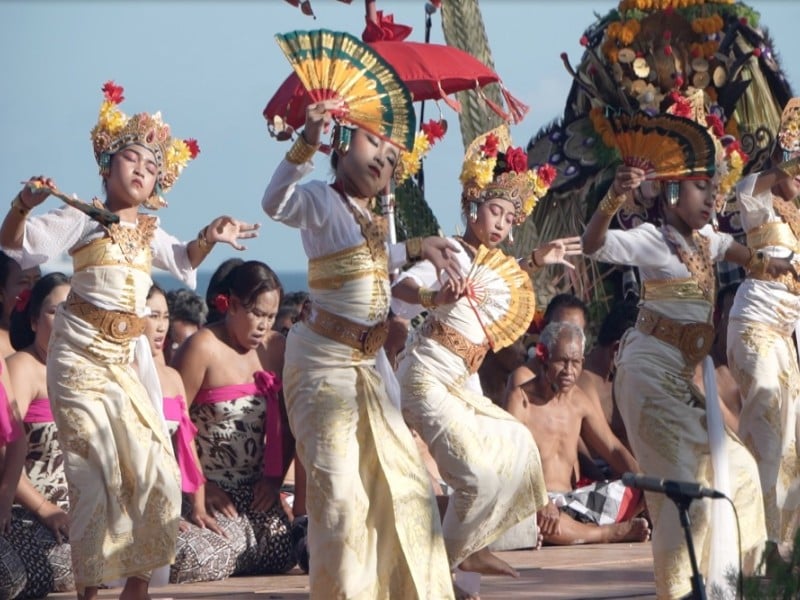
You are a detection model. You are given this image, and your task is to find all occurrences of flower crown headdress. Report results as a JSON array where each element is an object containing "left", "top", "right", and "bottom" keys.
[
  {"left": 90, "top": 81, "right": 200, "bottom": 210},
  {"left": 460, "top": 126, "right": 556, "bottom": 225},
  {"left": 778, "top": 98, "right": 800, "bottom": 155},
  {"left": 394, "top": 119, "right": 446, "bottom": 185}
]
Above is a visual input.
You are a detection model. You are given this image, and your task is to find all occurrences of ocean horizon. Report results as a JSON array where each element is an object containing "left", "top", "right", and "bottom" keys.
[{"left": 152, "top": 270, "right": 308, "bottom": 296}]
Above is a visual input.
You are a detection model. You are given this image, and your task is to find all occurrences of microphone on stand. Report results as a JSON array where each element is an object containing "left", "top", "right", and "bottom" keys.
[{"left": 621, "top": 472, "right": 725, "bottom": 500}]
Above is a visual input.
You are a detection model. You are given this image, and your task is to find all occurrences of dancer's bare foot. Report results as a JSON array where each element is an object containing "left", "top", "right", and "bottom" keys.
[
  {"left": 605, "top": 518, "right": 650, "bottom": 543},
  {"left": 453, "top": 581, "right": 480, "bottom": 600},
  {"left": 534, "top": 530, "right": 544, "bottom": 550},
  {"left": 459, "top": 547, "right": 519, "bottom": 577}
]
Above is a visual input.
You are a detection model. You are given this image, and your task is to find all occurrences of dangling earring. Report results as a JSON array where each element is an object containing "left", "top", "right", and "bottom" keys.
[
  {"left": 784, "top": 149, "right": 792, "bottom": 162},
  {"left": 666, "top": 181, "right": 680, "bottom": 207},
  {"left": 469, "top": 202, "right": 478, "bottom": 223},
  {"left": 335, "top": 126, "right": 352, "bottom": 154},
  {"left": 507, "top": 228, "right": 514, "bottom": 244}
]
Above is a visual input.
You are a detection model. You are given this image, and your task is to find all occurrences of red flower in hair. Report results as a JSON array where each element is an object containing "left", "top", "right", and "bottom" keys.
[
  {"left": 480, "top": 133, "right": 500, "bottom": 158},
  {"left": 752, "top": 47, "right": 762, "bottom": 58},
  {"left": 668, "top": 92, "right": 692, "bottom": 119},
  {"left": 184, "top": 138, "right": 201, "bottom": 159},
  {"left": 421, "top": 119, "right": 446, "bottom": 144},
  {"left": 579, "top": 35, "right": 589, "bottom": 47},
  {"left": 706, "top": 114, "right": 725, "bottom": 138},
  {"left": 101, "top": 80, "right": 125, "bottom": 104},
  {"left": 505, "top": 147, "right": 528, "bottom": 173},
  {"left": 664, "top": 45, "right": 673, "bottom": 57},
  {"left": 213, "top": 293, "right": 230, "bottom": 314},
  {"left": 527, "top": 310, "right": 545, "bottom": 334},
  {"left": 535, "top": 342, "right": 548, "bottom": 363},
  {"left": 14, "top": 289, "right": 31, "bottom": 313},
  {"left": 538, "top": 164, "right": 557, "bottom": 186}
]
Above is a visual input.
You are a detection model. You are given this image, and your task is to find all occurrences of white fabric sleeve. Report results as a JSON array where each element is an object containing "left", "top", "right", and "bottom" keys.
[
  {"left": 588, "top": 224, "right": 670, "bottom": 269},
  {"left": 6, "top": 205, "right": 88, "bottom": 269},
  {"left": 735, "top": 172, "right": 776, "bottom": 232},
  {"left": 700, "top": 225, "right": 734, "bottom": 261},
  {"left": 391, "top": 260, "right": 440, "bottom": 320},
  {"left": 151, "top": 224, "right": 197, "bottom": 289},
  {"left": 261, "top": 158, "right": 331, "bottom": 231}
]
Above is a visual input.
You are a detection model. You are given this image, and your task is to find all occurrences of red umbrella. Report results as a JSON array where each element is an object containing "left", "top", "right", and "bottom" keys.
[{"left": 265, "top": 10, "right": 527, "bottom": 138}]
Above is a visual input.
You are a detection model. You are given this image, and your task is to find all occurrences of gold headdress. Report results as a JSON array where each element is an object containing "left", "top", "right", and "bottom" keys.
[
  {"left": 778, "top": 98, "right": 800, "bottom": 154},
  {"left": 394, "top": 119, "right": 447, "bottom": 185},
  {"left": 90, "top": 81, "right": 200, "bottom": 209},
  {"left": 460, "top": 126, "right": 556, "bottom": 225}
]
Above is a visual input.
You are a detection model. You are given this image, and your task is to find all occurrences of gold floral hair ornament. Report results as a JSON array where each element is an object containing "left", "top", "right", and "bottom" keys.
[
  {"left": 90, "top": 81, "right": 200, "bottom": 210},
  {"left": 778, "top": 98, "right": 800, "bottom": 154},
  {"left": 460, "top": 126, "right": 557, "bottom": 225},
  {"left": 394, "top": 119, "right": 446, "bottom": 185}
]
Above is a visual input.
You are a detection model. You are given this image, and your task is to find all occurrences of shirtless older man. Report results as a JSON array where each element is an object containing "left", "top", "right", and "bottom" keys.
[{"left": 505, "top": 321, "right": 650, "bottom": 545}]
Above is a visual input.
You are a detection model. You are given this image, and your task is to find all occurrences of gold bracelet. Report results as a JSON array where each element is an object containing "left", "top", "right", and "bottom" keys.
[
  {"left": 597, "top": 188, "right": 627, "bottom": 217},
  {"left": 406, "top": 237, "right": 423, "bottom": 262},
  {"left": 777, "top": 156, "right": 800, "bottom": 178},
  {"left": 285, "top": 133, "right": 320, "bottom": 165},
  {"left": 418, "top": 287, "right": 438, "bottom": 309},
  {"left": 10, "top": 193, "right": 31, "bottom": 217},
  {"left": 196, "top": 226, "right": 215, "bottom": 257},
  {"left": 745, "top": 248, "right": 768, "bottom": 276}
]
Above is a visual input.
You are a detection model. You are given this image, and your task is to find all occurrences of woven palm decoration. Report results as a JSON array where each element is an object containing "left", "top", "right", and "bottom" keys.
[
  {"left": 465, "top": 245, "right": 535, "bottom": 350},
  {"left": 275, "top": 29, "right": 416, "bottom": 151},
  {"left": 608, "top": 112, "right": 717, "bottom": 179}
]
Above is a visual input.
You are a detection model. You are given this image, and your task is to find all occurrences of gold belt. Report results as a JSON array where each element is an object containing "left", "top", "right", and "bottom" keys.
[
  {"left": 66, "top": 293, "right": 145, "bottom": 342},
  {"left": 635, "top": 306, "right": 713, "bottom": 367},
  {"left": 421, "top": 318, "right": 490, "bottom": 374},
  {"left": 305, "top": 304, "right": 388, "bottom": 356}
]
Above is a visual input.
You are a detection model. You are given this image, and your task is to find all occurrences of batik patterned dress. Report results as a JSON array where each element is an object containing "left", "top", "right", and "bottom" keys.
[{"left": 190, "top": 374, "right": 295, "bottom": 575}]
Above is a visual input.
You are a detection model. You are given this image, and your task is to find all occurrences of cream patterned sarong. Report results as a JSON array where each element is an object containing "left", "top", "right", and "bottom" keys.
[
  {"left": 47, "top": 230, "right": 181, "bottom": 592},
  {"left": 393, "top": 244, "right": 548, "bottom": 566},
  {"left": 284, "top": 244, "right": 453, "bottom": 600}
]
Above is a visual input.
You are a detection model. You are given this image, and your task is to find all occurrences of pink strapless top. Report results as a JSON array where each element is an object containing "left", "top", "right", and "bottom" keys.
[
  {"left": 163, "top": 394, "right": 205, "bottom": 493},
  {"left": 193, "top": 371, "right": 286, "bottom": 478},
  {"left": 24, "top": 397, "right": 54, "bottom": 423}
]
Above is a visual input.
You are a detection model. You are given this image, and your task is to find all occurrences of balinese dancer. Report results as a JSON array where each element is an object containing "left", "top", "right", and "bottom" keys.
[
  {"left": 582, "top": 108, "right": 784, "bottom": 598},
  {"left": 0, "top": 81, "right": 257, "bottom": 600},
  {"left": 262, "top": 90, "right": 460, "bottom": 595},
  {"left": 726, "top": 98, "right": 800, "bottom": 563},
  {"left": 391, "top": 127, "right": 579, "bottom": 576}
]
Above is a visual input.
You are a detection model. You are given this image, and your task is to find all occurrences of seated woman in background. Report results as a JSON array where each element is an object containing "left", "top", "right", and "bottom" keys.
[
  {"left": 4, "top": 273, "right": 73, "bottom": 598},
  {"left": 0, "top": 252, "right": 40, "bottom": 358},
  {"left": 173, "top": 260, "right": 296, "bottom": 575},
  {"left": 143, "top": 283, "right": 241, "bottom": 583}
]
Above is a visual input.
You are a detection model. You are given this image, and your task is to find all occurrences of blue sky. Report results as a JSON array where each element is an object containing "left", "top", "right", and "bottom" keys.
[{"left": 2, "top": 0, "right": 799, "bottom": 275}]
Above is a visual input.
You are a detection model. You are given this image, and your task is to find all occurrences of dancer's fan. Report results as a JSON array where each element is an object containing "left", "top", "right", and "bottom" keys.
[
  {"left": 274, "top": 29, "right": 415, "bottom": 151},
  {"left": 465, "top": 245, "right": 535, "bottom": 350},
  {"left": 608, "top": 112, "right": 717, "bottom": 179}
]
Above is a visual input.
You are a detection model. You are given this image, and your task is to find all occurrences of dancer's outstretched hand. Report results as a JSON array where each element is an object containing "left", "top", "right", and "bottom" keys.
[
  {"left": 530, "top": 236, "right": 583, "bottom": 270},
  {"left": 206, "top": 216, "right": 260, "bottom": 251}
]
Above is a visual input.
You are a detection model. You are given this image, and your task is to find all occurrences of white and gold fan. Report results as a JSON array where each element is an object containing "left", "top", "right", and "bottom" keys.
[{"left": 465, "top": 245, "right": 535, "bottom": 350}]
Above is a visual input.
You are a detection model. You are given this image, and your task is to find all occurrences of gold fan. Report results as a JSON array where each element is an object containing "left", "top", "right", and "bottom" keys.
[
  {"left": 465, "top": 245, "right": 535, "bottom": 350},
  {"left": 609, "top": 112, "right": 717, "bottom": 179},
  {"left": 275, "top": 29, "right": 415, "bottom": 150}
]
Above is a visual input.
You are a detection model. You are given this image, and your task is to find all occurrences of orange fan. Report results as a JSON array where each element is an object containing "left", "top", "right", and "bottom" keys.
[
  {"left": 274, "top": 29, "right": 415, "bottom": 150},
  {"left": 608, "top": 112, "right": 717, "bottom": 179},
  {"left": 465, "top": 245, "right": 535, "bottom": 350}
]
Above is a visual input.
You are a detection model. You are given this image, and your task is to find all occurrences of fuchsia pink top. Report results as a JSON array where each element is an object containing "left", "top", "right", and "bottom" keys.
[
  {"left": 23, "top": 397, "right": 53, "bottom": 423},
  {"left": 193, "top": 370, "right": 286, "bottom": 478},
  {"left": 163, "top": 394, "right": 206, "bottom": 493}
]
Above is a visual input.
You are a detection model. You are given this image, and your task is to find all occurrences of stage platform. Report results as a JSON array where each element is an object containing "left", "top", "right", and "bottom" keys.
[{"left": 50, "top": 541, "right": 656, "bottom": 599}]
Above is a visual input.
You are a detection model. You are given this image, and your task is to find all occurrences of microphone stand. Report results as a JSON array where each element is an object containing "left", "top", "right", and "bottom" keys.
[{"left": 664, "top": 482, "right": 707, "bottom": 600}]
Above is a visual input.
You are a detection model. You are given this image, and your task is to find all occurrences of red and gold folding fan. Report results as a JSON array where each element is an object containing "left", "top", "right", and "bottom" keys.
[
  {"left": 465, "top": 245, "right": 535, "bottom": 350},
  {"left": 608, "top": 112, "right": 717, "bottom": 179},
  {"left": 274, "top": 29, "right": 415, "bottom": 150}
]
